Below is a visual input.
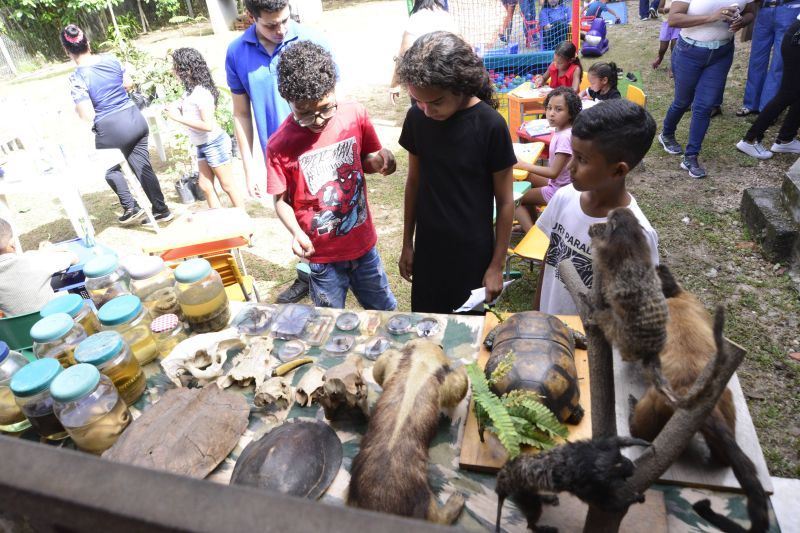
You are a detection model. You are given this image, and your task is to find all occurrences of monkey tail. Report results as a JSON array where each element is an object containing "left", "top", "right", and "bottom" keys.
[
  {"left": 495, "top": 495, "right": 505, "bottom": 533},
  {"left": 693, "top": 414, "right": 769, "bottom": 533}
]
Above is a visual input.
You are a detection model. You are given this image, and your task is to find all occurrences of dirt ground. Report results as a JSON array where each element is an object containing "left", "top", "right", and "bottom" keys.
[{"left": 0, "top": 0, "right": 797, "bottom": 477}]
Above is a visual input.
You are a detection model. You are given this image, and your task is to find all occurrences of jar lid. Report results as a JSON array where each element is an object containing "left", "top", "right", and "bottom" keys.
[
  {"left": 125, "top": 255, "right": 166, "bottom": 280},
  {"left": 74, "top": 331, "right": 124, "bottom": 366},
  {"left": 97, "top": 295, "right": 143, "bottom": 326},
  {"left": 9, "top": 358, "right": 62, "bottom": 397},
  {"left": 151, "top": 313, "right": 179, "bottom": 334},
  {"left": 0, "top": 341, "right": 8, "bottom": 363},
  {"left": 50, "top": 363, "right": 100, "bottom": 403},
  {"left": 40, "top": 294, "right": 84, "bottom": 319},
  {"left": 174, "top": 258, "right": 211, "bottom": 283},
  {"left": 83, "top": 255, "right": 120, "bottom": 278},
  {"left": 30, "top": 313, "right": 75, "bottom": 342}
]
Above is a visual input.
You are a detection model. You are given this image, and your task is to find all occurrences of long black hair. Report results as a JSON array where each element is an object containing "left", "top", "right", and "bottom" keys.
[
  {"left": 396, "top": 31, "right": 497, "bottom": 109},
  {"left": 411, "top": 0, "right": 447, "bottom": 13},
  {"left": 588, "top": 61, "right": 619, "bottom": 90},
  {"left": 554, "top": 41, "right": 582, "bottom": 73},
  {"left": 171, "top": 47, "right": 220, "bottom": 106},
  {"left": 60, "top": 24, "right": 89, "bottom": 55}
]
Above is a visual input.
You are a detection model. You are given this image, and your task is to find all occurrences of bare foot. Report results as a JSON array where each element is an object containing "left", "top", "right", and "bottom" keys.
[{"left": 652, "top": 57, "right": 662, "bottom": 69}]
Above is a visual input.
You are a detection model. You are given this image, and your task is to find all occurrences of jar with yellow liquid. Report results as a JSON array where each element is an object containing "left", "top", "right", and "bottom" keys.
[
  {"left": 0, "top": 341, "right": 32, "bottom": 434},
  {"left": 125, "top": 255, "right": 181, "bottom": 319},
  {"left": 174, "top": 258, "right": 230, "bottom": 333},
  {"left": 98, "top": 295, "right": 158, "bottom": 365},
  {"left": 9, "top": 358, "right": 68, "bottom": 441},
  {"left": 84, "top": 255, "right": 131, "bottom": 309},
  {"left": 150, "top": 314, "right": 188, "bottom": 357},
  {"left": 74, "top": 331, "right": 145, "bottom": 406},
  {"left": 40, "top": 293, "right": 100, "bottom": 336},
  {"left": 51, "top": 364, "right": 131, "bottom": 454},
  {"left": 30, "top": 313, "right": 88, "bottom": 368}
]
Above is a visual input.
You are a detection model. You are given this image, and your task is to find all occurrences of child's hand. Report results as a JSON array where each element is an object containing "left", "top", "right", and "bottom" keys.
[
  {"left": 292, "top": 231, "right": 315, "bottom": 259},
  {"left": 398, "top": 243, "right": 413, "bottom": 282},
  {"left": 378, "top": 148, "right": 397, "bottom": 175},
  {"left": 388, "top": 85, "right": 401, "bottom": 104},
  {"left": 163, "top": 103, "right": 181, "bottom": 120},
  {"left": 483, "top": 265, "right": 504, "bottom": 303},
  {"left": 533, "top": 74, "right": 544, "bottom": 88}
]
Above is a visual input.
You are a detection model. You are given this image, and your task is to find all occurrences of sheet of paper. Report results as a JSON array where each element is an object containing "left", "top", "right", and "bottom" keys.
[{"left": 454, "top": 281, "right": 515, "bottom": 313}]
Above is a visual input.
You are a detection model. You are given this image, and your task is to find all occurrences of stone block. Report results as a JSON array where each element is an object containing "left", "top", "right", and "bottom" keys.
[
  {"left": 781, "top": 172, "right": 800, "bottom": 225},
  {"left": 740, "top": 187, "right": 799, "bottom": 264}
]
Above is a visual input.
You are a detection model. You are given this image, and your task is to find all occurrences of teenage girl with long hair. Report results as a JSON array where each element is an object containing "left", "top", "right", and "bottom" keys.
[
  {"left": 396, "top": 31, "right": 516, "bottom": 314},
  {"left": 164, "top": 47, "right": 244, "bottom": 208}
]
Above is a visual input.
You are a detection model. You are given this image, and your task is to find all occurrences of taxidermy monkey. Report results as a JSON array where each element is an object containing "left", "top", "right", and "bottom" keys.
[
  {"left": 629, "top": 265, "right": 768, "bottom": 533},
  {"left": 347, "top": 339, "right": 468, "bottom": 524},
  {"left": 495, "top": 436, "right": 650, "bottom": 533}
]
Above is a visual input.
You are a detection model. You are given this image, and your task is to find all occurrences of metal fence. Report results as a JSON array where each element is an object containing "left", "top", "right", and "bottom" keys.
[{"left": 0, "top": 34, "right": 34, "bottom": 80}]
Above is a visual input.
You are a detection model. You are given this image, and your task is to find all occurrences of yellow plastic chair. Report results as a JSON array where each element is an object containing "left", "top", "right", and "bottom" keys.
[
  {"left": 505, "top": 225, "right": 550, "bottom": 280},
  {"left": 203, "top": 253, "right": 257, "bottom": 302},
  {"left": 626, "top": 85, "right": 647, "bottom": 107},
  {"left": 579, "top": 71, "right": 589, "bottom": 92}
]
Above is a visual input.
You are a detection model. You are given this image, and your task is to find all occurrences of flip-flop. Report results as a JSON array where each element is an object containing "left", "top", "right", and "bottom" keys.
[{"left": 736, "top": 107, "right": 757, "bottom": 117}]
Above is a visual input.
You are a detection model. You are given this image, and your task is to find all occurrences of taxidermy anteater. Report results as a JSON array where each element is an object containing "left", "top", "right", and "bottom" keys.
[
  {"left": 629, "top": 265, "right": 768, "bottom": 533},
  {"left": 495, "top": 436, "right": 650, "bottom": 532},
  {"left": 588, "top": 207, "right": 676, "bottom": 401},
  {"left": 347, "top": 339, "right": 468, "bottom": 524}
]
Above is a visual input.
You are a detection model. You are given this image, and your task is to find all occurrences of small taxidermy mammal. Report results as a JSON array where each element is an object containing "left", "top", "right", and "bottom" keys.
[
  {"left": 495, "top": 436, "right": 650, "bottom": 533},
  {"left": 347, "top": 339, "right": 468, "bottom": 524},
  {"left": 588, "top": 207, "right": 674, "bottom": 399},
  {"left": 629, "top": 265, "right": 768, "bottom": 533}
]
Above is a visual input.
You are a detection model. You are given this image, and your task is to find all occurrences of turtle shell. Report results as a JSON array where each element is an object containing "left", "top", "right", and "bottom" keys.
[
  {"left": 230, "top": 419, "right": 343, "bottom": 499},
  {"left": 485, "top": 311, "right": 583, "bottom": 424}
]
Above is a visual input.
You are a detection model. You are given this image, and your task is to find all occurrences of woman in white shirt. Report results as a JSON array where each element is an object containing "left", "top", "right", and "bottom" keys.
[
  {"left": 164, "top": 47, "right": 244, "bottom": 208},
  {"left": 389, "top": 0, "right": 456, "bottom": 103}
]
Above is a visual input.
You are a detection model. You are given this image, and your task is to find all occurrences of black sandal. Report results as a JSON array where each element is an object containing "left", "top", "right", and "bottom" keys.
[{"left": 736, "top": 107, "right": 757, "bottom": 117}]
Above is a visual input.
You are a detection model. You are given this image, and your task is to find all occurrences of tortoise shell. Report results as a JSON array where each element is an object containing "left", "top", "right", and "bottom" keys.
[
  {"left": 230, "top": 419, "right": 343, "bottom": 499},
  {"left": 485, "top": 311, "right": 584, "bottom": 424}
]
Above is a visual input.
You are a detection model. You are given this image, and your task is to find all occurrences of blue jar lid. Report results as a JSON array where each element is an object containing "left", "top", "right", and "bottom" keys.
[
  {"left": 50, "top": 363, "right": 100, "bottom": 403},
  {"left": 40, "top": 294, "right": 84, "bottom": 319},
  {"left": 125, "top": 255, "right": 165, "bottom": 280},
  {"left": 97, "top": 295, "right": 143, "bottom": 326},
  {"left": 84, "top": 255, "right": 119, "bottom": 278},
  {"left": 74, "top": 331, "right": 124, "bottom": 366},
  {"left": 174, "top": 258, "right": 211, "bottom": 283},
  {"left": 0, "top": 341, "right": 8, "bottom": 363},
  {"left": 30, "top": 313, "right": 75, "bottom": 343},
  {"left": 9, "top": 358, "right": 63, "bottom": 397}
]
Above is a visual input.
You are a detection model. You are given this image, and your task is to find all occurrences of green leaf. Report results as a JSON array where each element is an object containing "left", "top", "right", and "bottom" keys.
[{"left": 466, "top": 363, "right": 521, "bottom": 458}]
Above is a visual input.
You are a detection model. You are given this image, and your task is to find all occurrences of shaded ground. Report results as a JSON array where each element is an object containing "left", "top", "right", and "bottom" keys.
[{"left": 0, "top": 0, "right": 797, "bottom": 477}]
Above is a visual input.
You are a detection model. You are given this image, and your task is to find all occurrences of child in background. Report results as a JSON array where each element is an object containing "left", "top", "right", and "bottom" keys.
[
  {"left": 535, "top": 42, "right": 582, "bottom": 92},
  {"left": 164, "top": 48, "right": 244, "bottom": 209},
  {"left": 539, "top": 0, "right": 573, "bottom": 50},
  {"left": 582, "top": 0, "right": 622, "bottom": 24},
  {"left": 651, "top": 0, "right": 679, "bottom": 77},
  {"left": 514, "top": 87, "right": 581, "bottom": 232},
  {"left": 579, "top": 62, "right": 622, "bottom": 100},
  {"left": 396, "top": 31, "right": 516, "bottom": 314},
  {"left": 0, "top": 219, "right": 79, "bottom": 317},
  {"left": 267, "top": 41, "right": 397, "bottom": 311},
  {"left": 534, "top": 99, "right": 659, "bottom": 315}
]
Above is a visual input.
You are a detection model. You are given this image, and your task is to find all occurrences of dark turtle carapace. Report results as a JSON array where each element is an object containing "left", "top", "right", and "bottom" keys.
[
  {"left": 485, "top": 311, "right": 584, "bottom": 424},
  {"left": 230, "top": 419, "right": 343, "bottom": 499}
]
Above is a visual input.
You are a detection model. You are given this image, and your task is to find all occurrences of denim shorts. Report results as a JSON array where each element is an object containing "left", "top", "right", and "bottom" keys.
[
  {"left": 196, "top": 132, "right": 232, "bottom": 168},
  {"left": 308, "top": 246, "right": 397, "bottom": 311}
]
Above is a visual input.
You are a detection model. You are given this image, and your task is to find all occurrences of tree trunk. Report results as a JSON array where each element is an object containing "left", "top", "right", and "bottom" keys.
[
  {"left": 137, "top": 0, "right": 151, "bottom": 32},
  {"left": 185, "top": 0, "right": 195, "bottom": 18}
]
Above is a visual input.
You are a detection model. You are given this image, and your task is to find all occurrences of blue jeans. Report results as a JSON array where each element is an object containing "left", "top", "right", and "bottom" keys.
[
  {"left": 309, "top": 246, "right": 397, "bottom": 310},
  {"left": 742, "top": 4, "right": 799, "bottom": 113},
  {"left": 662, "top": 37, "right": 734, "bottom": 156},
  {"left": 639, "top": 0, "right": 658, "bottom": 18}
]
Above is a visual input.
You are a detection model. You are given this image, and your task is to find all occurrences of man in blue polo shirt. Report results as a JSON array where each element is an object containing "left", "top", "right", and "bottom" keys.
[{"left": 226, "top": 0, "right": 332, "bottom": 303}]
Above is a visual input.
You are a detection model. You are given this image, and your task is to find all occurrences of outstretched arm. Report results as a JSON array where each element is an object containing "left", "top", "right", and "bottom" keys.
[{"left": 485, "top": 166, "right": 514, "bottom": 302}]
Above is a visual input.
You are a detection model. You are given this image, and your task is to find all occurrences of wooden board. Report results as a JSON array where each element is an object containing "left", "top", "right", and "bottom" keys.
[
  {"left": 613, "top": 349, "right": 774, "bottom": 494},
  {"left": 459, "top": 314, "right": 592, "bottom": 472}
]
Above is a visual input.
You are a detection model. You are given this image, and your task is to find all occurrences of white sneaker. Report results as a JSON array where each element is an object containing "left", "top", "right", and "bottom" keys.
[
  {"left": 736, "top": 140, "right": 773, "bottom": 160},
  {"left": 770, "top": 139, "right": 800, "bottom": 154}
]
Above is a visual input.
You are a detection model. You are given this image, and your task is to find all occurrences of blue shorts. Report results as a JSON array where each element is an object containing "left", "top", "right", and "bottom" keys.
[
  {"left": 196, "top": 132, "right": 231, "bottom": 168},
  {"left": 308, "top": 246, "right": 397, "bottom": 311}
]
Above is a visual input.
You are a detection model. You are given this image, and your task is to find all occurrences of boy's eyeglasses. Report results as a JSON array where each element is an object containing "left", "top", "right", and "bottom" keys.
[{"left": 293, "top": 104, "right": 338, "bottom": 127}]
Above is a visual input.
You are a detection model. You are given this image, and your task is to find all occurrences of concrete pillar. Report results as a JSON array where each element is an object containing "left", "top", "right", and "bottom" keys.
[{"left": 205, "top": 0, "right": 238, "bottom": 34}]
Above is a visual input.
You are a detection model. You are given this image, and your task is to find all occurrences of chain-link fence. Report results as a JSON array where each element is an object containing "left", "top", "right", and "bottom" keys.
[{"left": 0, "top": 34, "right": 34, "bottom": 80}]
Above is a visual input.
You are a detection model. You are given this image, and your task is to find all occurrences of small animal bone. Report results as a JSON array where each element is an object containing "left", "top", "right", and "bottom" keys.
[
  {"left": 217, "top": 337, "right": 275, "bottom": 389},
  {"left": 254, "top": 377, "right": 293, "bottom": 409},
  {"left": 317, "top": 354, "right": 368, "bottom": 421},
  {"left": 295, "top": 366, "right": 325, "bottom": 406},
  {"left": 161, "top": 328, "right": 242, "bottom": 387}
]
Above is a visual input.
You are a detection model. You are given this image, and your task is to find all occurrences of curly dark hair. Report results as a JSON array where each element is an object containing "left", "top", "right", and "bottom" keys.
[
  {"left": 396, "top": 31, "right": 497, "bottom": 109},
  {"left": 245, "top": 0, "right": 289, "bottom": 17},
  {"left": 60, "top": 24, "right": 89, "bottom": 55},
  {"left": 171, "top": 47, "right": 219, "bottom": 106},
  {"left": 276, "top": 41, "right": 337, "bottom": 103},
  {"left": 544, "top": 86, "right": 582, "bottom": 124},
  {"left": 572, "top": 99, "right": 656, "bottom": 167}
]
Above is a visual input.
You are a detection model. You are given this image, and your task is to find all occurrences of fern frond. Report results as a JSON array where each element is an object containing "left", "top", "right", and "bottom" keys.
[
  {"left": 504, "top": 390, "right": 569, "bottom": 439},
  {"left": 466, "top": 363, "right": 521, "bottom": 458},
  {"left": 488, "top": 351, "right": 516, "bottom": 387}
]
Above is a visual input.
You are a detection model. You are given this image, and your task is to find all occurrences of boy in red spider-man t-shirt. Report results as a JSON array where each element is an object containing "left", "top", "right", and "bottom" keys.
[{"left": 267, "top": 41, "right": 397, "bottom": 311}]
